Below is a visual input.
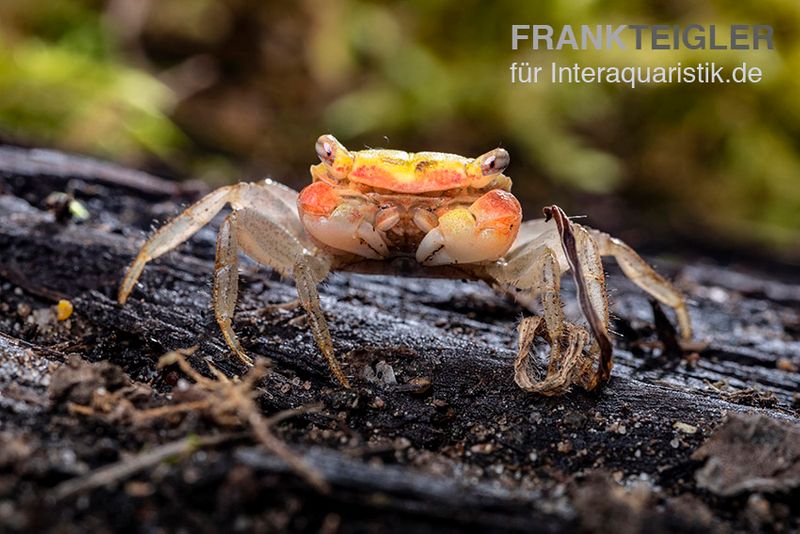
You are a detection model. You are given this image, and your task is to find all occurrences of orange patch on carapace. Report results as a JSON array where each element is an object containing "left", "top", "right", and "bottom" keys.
[
  {"left": 297, "top": 181, "right": 340, "bottom": 216},
  {"left": 422, "top": 169, "right": 468, "bottom": 191}
]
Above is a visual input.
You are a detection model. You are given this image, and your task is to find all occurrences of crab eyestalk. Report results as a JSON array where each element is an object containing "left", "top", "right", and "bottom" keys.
[
  {"left": 467, "top": 148, "right": 510, "bottom": 189},
  {"left": 314, "top": 134, "right": 354, "bottom": 181}
]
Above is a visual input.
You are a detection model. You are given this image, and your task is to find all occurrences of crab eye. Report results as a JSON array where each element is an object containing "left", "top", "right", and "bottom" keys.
[
  {"left": 479, "top": 148, "right": 510, "bottom": 176},
  {"left": 313, "top": 134, "right": 354, "bottom": 181},
  {"left": 316, "top": 134, "right": 338, "bottom": 164}
]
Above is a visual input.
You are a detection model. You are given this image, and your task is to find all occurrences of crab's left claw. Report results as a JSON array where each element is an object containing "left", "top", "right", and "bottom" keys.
[{"left": 417, "top": 190, "right": 522, "bottom": 265}]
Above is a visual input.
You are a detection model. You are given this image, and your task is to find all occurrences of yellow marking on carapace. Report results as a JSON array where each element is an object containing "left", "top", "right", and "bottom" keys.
[{"left": 348, "top": 150, "right": 480, "bottom": 193}]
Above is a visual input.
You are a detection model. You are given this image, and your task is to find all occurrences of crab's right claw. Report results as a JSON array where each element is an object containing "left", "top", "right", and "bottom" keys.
[
  {"left": 417, "top": 189, "right": 522, "bottom": 265},
  {"left": 298, "top": 182, "right": 388, "bottom": 259}
]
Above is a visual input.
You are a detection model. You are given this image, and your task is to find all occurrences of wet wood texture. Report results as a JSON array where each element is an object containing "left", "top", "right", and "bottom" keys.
[{"left": 0, "top": 146, "right": 798, "bottom": 532}]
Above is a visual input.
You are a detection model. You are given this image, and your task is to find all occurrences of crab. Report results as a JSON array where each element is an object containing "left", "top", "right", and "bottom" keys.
[{"left": 118, "top": 135, "right": 692, "bottom": 395}]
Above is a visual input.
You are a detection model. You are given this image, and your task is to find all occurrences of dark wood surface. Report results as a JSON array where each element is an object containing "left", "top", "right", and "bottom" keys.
[{"left": 0, "top": 146, "right": 798, "bottom": 532}]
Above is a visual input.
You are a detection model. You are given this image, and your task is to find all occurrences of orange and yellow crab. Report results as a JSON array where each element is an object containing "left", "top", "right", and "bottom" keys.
[{"left": 119, "top": 135, "right": 691, "bottom": 395}]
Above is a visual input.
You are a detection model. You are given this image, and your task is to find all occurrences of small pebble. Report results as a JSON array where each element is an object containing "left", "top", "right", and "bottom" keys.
[
  {"left": 57, "top": 299, "right": 73, "bottom": 321},
  {"left": 747, "top": 494, "right": 772, "bottom": 523},
  {"left": 470, "top": 442, "right": 495, "bottom": 454},
  {"left": 707, "top": 287, "right": 728, "bottom": 303},
  {"left": 673, "top": 421, "right": 698, "bottom": 434},
  {"left": 408, "top": 377, "right": 431, "bottom": 395},
  {"left": 375, "top": 361, "right": 397, "bottom": 385},
  {"left": 557, "top": 441, "right": 573, "bottom": 453},
  {"left": 16, "top": 303, "right": 31, "bottom": 318}
]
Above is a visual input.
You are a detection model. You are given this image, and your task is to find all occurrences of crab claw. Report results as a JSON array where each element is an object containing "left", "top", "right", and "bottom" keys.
[
  {"left": 298, "top": 182, "right": 388, "bottom": 259},
  {"left": 416, "top": 190, "right": 522, "bottom": 265}
]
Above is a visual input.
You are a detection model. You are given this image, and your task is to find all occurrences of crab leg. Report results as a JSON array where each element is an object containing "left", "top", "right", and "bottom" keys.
[
  {"left": 118, "top": 185, "right": 238, "bottom": 303},
  {"left": 511, "top": 251, "right": 574, "bottom": 396},
  {"left": 487, "top": 207, "right": 615, "bottom": 394},
  {"left": 489, "top": 241, "right": 585, "bottom": 394},
  {"left": 503, "top": 245, "right": 566, "bottom": 366},
  {"left": 120, "top": 180, "right": 349, "bottom": 387},
  {"left": 230, "top": 208, "right": 349, "bottom": 388},
  {"left": 589, "top": 229, "right": 692, "bottom": 339},
  {"left": 119, "top": 181, "right": 309, "bottom": 304},
  {"left": 293, "top": 260, "right": 350, "bottom": 388},
  {"left": 515, "top": 316, "right": 592, "bottom": 396},
  {"left": 545, "top": 205, "right": 613, "bottom": 390},
  {"left": 508, "top": 243, "right": 609, "bottom": 393},
  {"left": 213, "top": 213, "right": 249, "bottom": 365}
]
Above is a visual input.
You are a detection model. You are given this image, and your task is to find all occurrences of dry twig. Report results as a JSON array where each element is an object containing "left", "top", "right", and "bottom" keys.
[
  {"left": 65, "top": 347, "right": 330, "bottom": 494},
  {"left": 153, "top": 348, "right": 330, "bottom": 493}
]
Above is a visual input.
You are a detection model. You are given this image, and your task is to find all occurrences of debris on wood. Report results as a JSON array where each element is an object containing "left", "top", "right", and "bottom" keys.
[
  {"left": 693, "top": 414, "right": 800, "bottom": 497},
  {"left": 1, "top": 147, "right": 799, "bottom": 531}
]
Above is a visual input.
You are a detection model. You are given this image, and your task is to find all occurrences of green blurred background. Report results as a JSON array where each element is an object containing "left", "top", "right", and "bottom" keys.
[{"left": 1, "top": 0, "right": 798, "bottom": 262}]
